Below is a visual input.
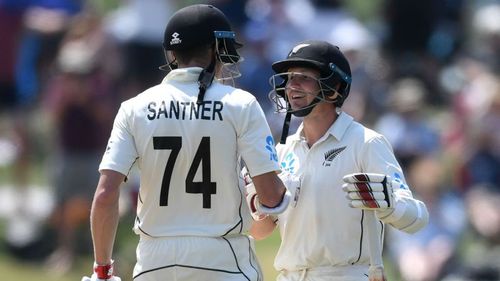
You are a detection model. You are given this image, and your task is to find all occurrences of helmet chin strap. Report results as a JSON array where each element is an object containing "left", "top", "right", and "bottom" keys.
[
  {"left": 279, "top": 89, "right": 334, "bottom": 144},
  {"left": 197, "top": 55, "right": 217, "bottom": 104},
  {"left": 280, "top": 112, "right": 292, "bottom": 144},
  {"left": 279, "top": 95, "right": 321, "bottom": 144},
  {"left": 290, "top": 97, "right": 321, "bottom": 117}
]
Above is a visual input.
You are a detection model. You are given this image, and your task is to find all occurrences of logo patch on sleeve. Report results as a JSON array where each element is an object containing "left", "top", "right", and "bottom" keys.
[
  {"left": 393, "top": 173, "right": 409, "bottom": 190},
  {"left": 265, "top": 136, "right": 278, "bottom": 162}
]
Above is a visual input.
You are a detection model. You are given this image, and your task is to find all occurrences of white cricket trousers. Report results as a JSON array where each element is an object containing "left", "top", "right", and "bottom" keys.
[
  {"left": 277, "top": 265, "right": 369, "bottom": 281},
  {"left": 133, "top": 235, "right": 263, "bottom": 281}
]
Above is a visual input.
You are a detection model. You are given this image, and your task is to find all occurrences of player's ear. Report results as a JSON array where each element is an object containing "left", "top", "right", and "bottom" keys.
[
  {"left": 325, "top": 91, "right": 339, "bottom": 101},
  {"left": 325, "top": 83, "right": 342, "bottom": 101},
  {"left": 167, "top": 50, "right": 176, "bottom": 62}
]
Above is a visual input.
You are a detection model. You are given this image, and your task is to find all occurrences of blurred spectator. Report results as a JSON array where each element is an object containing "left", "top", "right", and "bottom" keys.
[
  {"left": 328, "top": 16, "right": 388, "bottom": 124},
  {"left": 1, "top": 0, "right": 82, "bottom": 191},
  {"left": 460, "top": 79, "right": 500, "bottom": 189},
  {"left": 382, "top": 0, "right": 465, "bottom": 108},
  {"left": 443, "top": 184, "right": 500, "bottom": 281},
  {"left": 384, "top": 0, "right": 435, "bottom": 55},
  {"left": 470, "top": 2, "right": 500, "bottom": 73},
  {"left": 383, "top": 0, "right": 464, "bottom": 64},
  {"left": 104, "top": 0, "right": 176, "bottom": 99},
  {"left": 0, "top": 0, "right": 83, "bottom": 265},
  {"left": 238, "top": 21, "right": 275, "bottom": 113},
  {"left": 237, "top": 0, "right": 307, "bottom": 137},
  {"left": 441, "top": 55, "right": 500, "bottom": 191},
  {"left": 387, "top": 155, "right": 467, "bottom": 281},
  {"left": 375, "top": 78, "right": 441, "bottom": 169},
  {"left": 0, "top": 1, "right": 24, "bottom": 110},
  {"left": 0, "top": 2, "right": 27, "bottom": 183},
  {"left": 208, "top": 0, "right": 249, "bottom": 30},
  {"left": 42, "top": 12, "right": 119, "bottom": 275}
]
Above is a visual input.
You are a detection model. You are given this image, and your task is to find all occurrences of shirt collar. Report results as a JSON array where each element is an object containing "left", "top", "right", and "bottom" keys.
[
  {"left": 289, "top": 111, "right": 354, "bottom": 143},
  {"left": 328, "top": 111, "right": 353, "bottom": 141},
  {"left": 162, "top": 67, "right": 204, "bottom": 83}
]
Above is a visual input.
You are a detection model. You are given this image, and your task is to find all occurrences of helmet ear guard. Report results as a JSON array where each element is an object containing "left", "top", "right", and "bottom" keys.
[
  {"left": 327, "top": 62, "right": 351, "bottom": 107},
  {"left": 214, "top": 31, "right": 241, "bottom": 64},
  {"left": 268, "top": 76, "right": 289, "bottom": 113},
  {"left": 159, "top": 50, "right": 178, "bottom": 71}
]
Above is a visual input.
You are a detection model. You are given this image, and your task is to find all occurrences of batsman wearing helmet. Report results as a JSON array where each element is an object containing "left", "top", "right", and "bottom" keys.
[
  {"left": 247, "top": 40, "right": 429, "bottom": 281},
  {"left": 82, "top": 4, "right": 292, "bottom": 281}
]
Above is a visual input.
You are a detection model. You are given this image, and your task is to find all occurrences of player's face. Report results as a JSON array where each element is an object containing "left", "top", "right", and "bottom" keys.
[{"left": 285, "top": 67, "right": 321, "bottom": 111}]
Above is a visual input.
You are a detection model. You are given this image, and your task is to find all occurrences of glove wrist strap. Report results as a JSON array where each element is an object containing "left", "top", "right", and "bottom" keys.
[
  {"left": 94, "top": 261, "right": 114, "bottom": 280},
  {"left": 256, "top": 189, "right": 291, "bottom": 215}
]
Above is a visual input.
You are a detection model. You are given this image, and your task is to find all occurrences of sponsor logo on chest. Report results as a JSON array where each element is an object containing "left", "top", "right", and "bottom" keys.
[{"left": 322, "top": 146, "right": 346, "bottom": 167}]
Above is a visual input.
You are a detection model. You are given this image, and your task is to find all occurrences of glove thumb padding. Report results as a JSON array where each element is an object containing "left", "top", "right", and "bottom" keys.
[{"left": 245, "top": 184, "right": 269, "bottom": 221}]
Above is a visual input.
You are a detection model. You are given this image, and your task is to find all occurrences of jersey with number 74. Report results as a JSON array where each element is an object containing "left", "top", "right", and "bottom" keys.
[{"left": 99, "top": 74, "right": 280, "bottom": 238}]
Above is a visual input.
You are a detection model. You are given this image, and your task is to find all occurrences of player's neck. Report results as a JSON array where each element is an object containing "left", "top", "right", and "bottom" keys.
[{"left": 303, "top": 105, "right": 337, "bottom": 147}]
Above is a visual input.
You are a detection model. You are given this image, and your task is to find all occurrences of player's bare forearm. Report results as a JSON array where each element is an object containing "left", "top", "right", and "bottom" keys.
[
  {"left": 90, "top": 170, "right": 124, "bottom": 265},
  {"left": 252, "top": 172, "right": 286, "bottom": 208},
  {"left": 249, "top": 215, "right": 277, "bottom": 240}
]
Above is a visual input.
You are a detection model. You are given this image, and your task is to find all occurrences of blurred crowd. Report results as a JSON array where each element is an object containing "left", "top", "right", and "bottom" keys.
[{"left": 0, "top": 0, "right": 499, "bottom": 280}]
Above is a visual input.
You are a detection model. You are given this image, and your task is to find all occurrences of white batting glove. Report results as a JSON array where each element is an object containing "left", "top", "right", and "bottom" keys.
[
  {"left": 242, "top": 169, "right": 297, "bottom": 220},
  {"left": 342, "top": 173, "right": 395, "bottom": 210},
  {"left": 81, "top": 261, "right": 122, "bottom": 281},
  {"left": 245, "top": 186, "right": 268, "bottom": 221},
  {"left": 241, "top": 168, "right": 262, "bottom": 221},
  {"left": 277, "top": 172, "right": 301, "bottom": 208}
]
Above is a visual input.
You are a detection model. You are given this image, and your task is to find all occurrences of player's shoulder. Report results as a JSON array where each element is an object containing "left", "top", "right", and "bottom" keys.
[
  {"left": 212, "top": 83, "right": 257, "bottom": 104},
  {"left": 120, "top": 84, "right": 164, "bottom": 108},
  {"left": 346, "top": 118, "right": 384, "bottom": 143}
]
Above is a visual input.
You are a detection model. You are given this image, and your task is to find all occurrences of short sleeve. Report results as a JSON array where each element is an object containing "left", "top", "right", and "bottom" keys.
[
  {"left": 99, "top": 103, "right": 138, "bottom": 175},
  {"left": 362, "top": 134, "right": 413, "bottom": 197},
  {"left": 237, "top": 99, "right": 280, "bottom": 177}
]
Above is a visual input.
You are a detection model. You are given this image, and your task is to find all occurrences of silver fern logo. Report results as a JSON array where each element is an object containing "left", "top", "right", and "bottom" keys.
[{"left": 323, "top": 146, "right": 346, "bottom": 166}]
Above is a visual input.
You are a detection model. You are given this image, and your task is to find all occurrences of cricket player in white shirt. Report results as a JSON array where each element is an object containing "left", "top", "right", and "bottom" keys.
[
  {"left": 246, "top": 40, "right": 429, "bottom": 281},
  {"left": 81, "top": 5, "right": 292, "bottom": 281}
]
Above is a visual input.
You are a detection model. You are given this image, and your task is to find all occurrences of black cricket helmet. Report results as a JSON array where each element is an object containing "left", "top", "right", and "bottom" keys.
[
  {"left": 269, "top": 40, "right": 352, "bottom": 114},
  {"left": 161, "top": 4, "right": 242, "bottom": 70}
]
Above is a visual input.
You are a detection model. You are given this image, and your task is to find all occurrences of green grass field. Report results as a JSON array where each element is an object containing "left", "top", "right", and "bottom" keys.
[
  {"left": 254, "top": 231, "right": 282, "bottom": 280},
  {"left": 0, "top": 216, "right": 282, "bottom": 281},
  {"left": 0, "top": 167, "right": 282, "bottom": 281},
  {"left": 0, "top": 254, "right": 89, "bottom": 281},
  {"left": 0, "top": 229, "right": 402, "bottom": 281},
  {"left": 0, "top": 237, "right": 281, "bottom": 281}
]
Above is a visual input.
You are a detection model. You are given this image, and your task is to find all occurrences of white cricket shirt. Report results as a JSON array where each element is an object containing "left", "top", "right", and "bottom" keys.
[
  {"left": 99, "top": 67, "right": 280, "bottom": 237},
  {"left": 274, "top": 111, "right": 412, "bottom": 271}
]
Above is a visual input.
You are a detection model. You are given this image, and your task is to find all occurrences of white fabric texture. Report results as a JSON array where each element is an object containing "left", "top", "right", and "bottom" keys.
[
  {"left": 133, "top": 235, "right": 262, "bottom": 281},
  {"left": 273, "top": 111, "right": 427, "bottom": 272},
  {"left": 99, "top": 67, "right": 279, "bottom": 237}
]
